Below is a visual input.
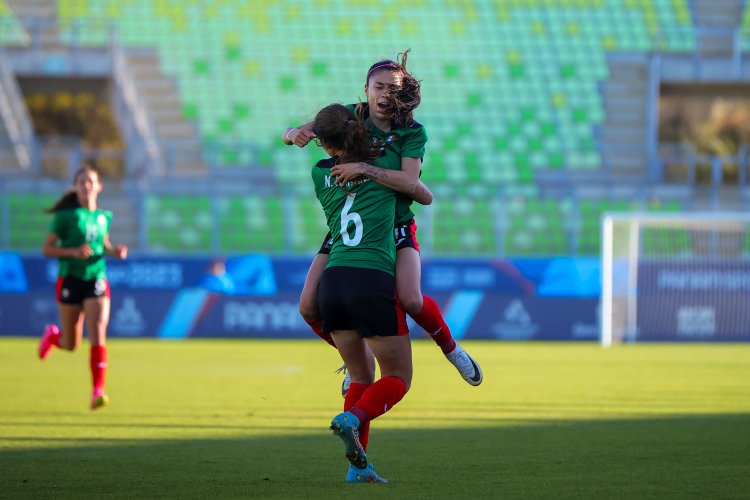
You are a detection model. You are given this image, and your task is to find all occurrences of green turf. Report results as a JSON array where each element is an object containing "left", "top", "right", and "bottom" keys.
[{"left": 1, "top": 339, "right": 748, "bottom": 498}]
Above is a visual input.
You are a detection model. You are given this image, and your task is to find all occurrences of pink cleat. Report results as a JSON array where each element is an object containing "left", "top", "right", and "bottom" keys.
[
  {"left": 90, "top": 389, "right": 109, "bottom": 410},
  {"left": 38, "top": 324, "right": 60, "bottom": 360}
]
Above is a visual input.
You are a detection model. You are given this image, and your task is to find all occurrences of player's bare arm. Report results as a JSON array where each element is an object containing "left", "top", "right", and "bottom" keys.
[
  {"left": 42, "top": 233, "right": 92, "bottom": 259},
  {"left": 331, "top": 157, "right": 429, "bottom": 203},
  {"left": 103, "top": 235, "right": 128, "bottom": 259},
  {"left": 282, "top": 121, "right": 316, "bottom": 147}
]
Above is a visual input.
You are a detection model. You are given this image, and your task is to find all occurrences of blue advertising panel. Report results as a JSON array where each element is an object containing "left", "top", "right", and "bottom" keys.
[
  {"left": 1, "top": 253, "right": 604, "bottom": 340},
  {"left": 636, "top": 261, "right": 750, "bottom": 341}
]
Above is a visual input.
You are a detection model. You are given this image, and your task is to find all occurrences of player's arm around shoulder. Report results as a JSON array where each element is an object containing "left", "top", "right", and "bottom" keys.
[
  {"left": 283, "top": 121, "right": 317, "bottom": 147},
  {"left": 330, "top": 157, "right": 430, "bottom": 203}
]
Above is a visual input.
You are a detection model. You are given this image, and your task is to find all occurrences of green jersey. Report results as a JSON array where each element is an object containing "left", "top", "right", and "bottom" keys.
[
  {"left": 346, "top": 103, "right": 428, "bottom": 225},
  {"left": 312, "top": 157, "right": 396, "bottom": 275},
  {"left": 49, "top": 208, "right": 112, "bottom": 281}
]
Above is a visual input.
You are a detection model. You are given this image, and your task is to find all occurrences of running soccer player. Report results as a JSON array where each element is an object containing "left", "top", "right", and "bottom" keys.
[
  {"left": 38, "top": 165, "right": 128, "bottom": 410},
  {"left": 312, "top": 103, "right": 430, "bottom": 484},
  {"left": 284, "top": 50, "right": 482, "bottom": 390}
]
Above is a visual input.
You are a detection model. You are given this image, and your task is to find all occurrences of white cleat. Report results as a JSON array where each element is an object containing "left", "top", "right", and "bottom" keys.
[
  {"left": 336, "top": 364, "right": 352, "bottom": 398},
  {"left": 445, "top": 344, "right": 483, "bottom": 386}
]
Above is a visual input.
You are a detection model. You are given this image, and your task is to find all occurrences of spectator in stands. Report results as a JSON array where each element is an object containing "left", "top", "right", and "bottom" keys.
[
  {"left": 38, "top": 165, "right": 128, "bottom": 410},
  {"left": 198, "top": 258, "right": 235, "bottom": 294},
  {"left": 311, "top": 102, "right": 431, "bottom": 483},
  {"left": 283, "top": 50, "right": 482, "bottom": 390}
]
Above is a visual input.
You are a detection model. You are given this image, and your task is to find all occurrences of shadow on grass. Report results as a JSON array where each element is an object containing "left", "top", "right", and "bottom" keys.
[{"left": 1, "top": 413, "right": 748, "bottom": 499}]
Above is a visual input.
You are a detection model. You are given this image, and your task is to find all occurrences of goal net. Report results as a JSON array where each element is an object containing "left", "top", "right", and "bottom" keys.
[{"left": 601, "top": 212, "right": 750, "bottom": 346}]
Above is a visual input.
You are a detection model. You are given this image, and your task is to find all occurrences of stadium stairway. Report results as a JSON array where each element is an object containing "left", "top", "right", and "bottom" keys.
[
  {"left": 0, "top": 50, "right": 32, "bottom": 174},
  {"left": 5, "top": 0, "right": 59, "bottom": 50},
  {"left": 100, "top": 180, "right": 139, "bottom": 250},
  {"left": 691, "top": 0, "right": 744, "bottom": 58},
  {"left": 600, "top": 54, "right": 652, "bottom": 181},
  {"left": 125, "top": 50, "right": 206, "bottom": 177}
]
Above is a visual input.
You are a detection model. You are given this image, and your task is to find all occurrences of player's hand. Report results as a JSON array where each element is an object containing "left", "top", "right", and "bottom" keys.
[
  {"left": 72, "top": 244, "right": 93, "bottom": 259},
  {"left": 330, "top": 163, "right": 363, "bottom": 186},
  {"left": 288, "top": 125, "right": 316, "bottom": 147},
  {"left": 114, "top": 244, "right": 128, "bottom": 259}
]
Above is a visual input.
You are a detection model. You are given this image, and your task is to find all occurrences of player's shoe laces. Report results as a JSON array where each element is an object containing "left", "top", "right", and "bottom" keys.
[
  {"left": 90, "top": 390, "right": 109, "bottom": 410},
  {"left": 335, "top": 363, "right": 352, "bottom": 398},
  {"left": 38, "top": 324, "right": 60, "bottom": 360},
  {"left": 330, "top": 411, "right": 367, "bottom": 469},
  {"left": 445, "top": 344, "right": 483, "bottom": 386},
  {"left": 346, "top": 463, "right": 388, "bottom": 484}
]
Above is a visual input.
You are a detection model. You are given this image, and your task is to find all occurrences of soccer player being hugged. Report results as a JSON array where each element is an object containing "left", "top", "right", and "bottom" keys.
[
  {"left": 284, "top": 50, "right": 483, "bottom": 391},
  {"left": 311, "top": 103, "right": 432, "bottom": 483},
  {"left": 38, "top": 165, "right": 128, "bottom": 410}
]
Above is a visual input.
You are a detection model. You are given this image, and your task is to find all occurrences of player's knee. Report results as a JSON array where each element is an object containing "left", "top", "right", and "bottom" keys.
[
  {"left": 58, "top": 339, "right": 77, "bottom": 351},
  {"left": 298, "top": 301, "right": 319, "bottom": 323},
  {"left": 398, "top": 294, "right": 423, "bottom": 316}
]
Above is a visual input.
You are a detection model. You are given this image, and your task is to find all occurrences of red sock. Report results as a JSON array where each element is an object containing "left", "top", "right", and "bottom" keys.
[
  {"left": 350, "top": 376, "right": 407, "bottom": 425},
  {"left": 345, "top": 382, "right": 371, "bottom": 451},
  {"left": 90, "top": 345, "right": 107, "bottom": 392},
  {"left": 412, "top": 295, "right": 456, "bottom": 353},
  {"left": 305, "top": 318, "right": 336, "bottom": 348}
]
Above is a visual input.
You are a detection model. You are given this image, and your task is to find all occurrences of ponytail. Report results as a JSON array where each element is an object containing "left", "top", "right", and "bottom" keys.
[
  {"left": 313, "top": 103, "right": 381, "bottom": 165},
  {"left": 46, "top": 190, "right": 80, "bottom": 213}
]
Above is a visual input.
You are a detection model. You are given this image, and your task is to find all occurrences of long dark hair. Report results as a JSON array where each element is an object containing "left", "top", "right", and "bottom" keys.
[
  {"left": 312, "top": 103, "right": 381, "bottom": 164},
  {"left": 366, "top": 49, "right": 421, "bottom": 128},
  {"left": 46, "top": 165, "right": 99, "bottom": 213}
]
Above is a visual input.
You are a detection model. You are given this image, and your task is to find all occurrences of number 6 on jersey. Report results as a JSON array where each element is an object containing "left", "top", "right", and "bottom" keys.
[{"left": 340, "top": 194, "right": 363, "bottom": 246}]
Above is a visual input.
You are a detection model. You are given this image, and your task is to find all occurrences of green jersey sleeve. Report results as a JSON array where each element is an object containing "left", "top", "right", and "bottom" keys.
[{"left": 399, "top": 123, "right": 427, "bottom": 159}]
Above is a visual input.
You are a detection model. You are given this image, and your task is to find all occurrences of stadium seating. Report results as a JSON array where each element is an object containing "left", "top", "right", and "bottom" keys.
[
  {"left": 6, "top": 194, "right": 57, "bottom": 251},
  {"left": 742, "top": 3, "right": 750, "bottom": 51},
  {"left": 45, "top": 0, "right": 695, "bottom": 182},
  {"left": 0, "top": 0, "right": 710, "bottom": 256}
]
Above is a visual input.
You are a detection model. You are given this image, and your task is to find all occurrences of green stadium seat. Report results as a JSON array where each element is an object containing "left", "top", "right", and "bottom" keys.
[
  {"left": 432, "top": 198, "right": 496, "bottom": 255},
  {"left": 144, "top": 195, "right": 212, "bottom": 253},
  {"left": 6, "top": 194, "right": 57, "bottom": 251}
]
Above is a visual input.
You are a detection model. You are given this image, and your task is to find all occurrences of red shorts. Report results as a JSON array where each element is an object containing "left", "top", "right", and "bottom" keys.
[{"left": 394, "top": 218, "right": 420, "bottom": 252}]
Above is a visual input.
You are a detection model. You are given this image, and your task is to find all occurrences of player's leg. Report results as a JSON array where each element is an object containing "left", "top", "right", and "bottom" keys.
[
  {"left": 396, "top": 234, "right": 483, "bottom": 386},
  {"left": 46, "top": 303, "right": 84, "bottom": 353},
  {"left": 349, "top": 334, "right": 411, "bottom": 425},
  {"left": 40, "top": 277, "right": 84, "bottom": 359},
  {"left": 83, "top": 281, "right": 111, "bottom": 410},
  {"left": 299, "top": 249, "right": 335, "bottom": 348},
  {"left": 333, "top": 267, "right": 411, "bottom": 475},
  {"left": 329, "top": 329, "right": 371, "bottom": 470}
]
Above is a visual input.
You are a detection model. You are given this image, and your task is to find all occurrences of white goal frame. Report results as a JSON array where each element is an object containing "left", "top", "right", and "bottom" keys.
[{"left": 601, "top": 211, "right": 750, "bottom": 347}]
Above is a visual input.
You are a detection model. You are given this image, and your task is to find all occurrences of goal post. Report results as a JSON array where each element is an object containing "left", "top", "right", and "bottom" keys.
[{"left": 601, "top": 212, "right": 750, "bottom": 346}]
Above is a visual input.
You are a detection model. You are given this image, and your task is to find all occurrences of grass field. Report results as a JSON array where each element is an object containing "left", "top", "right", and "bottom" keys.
[{"left": 1, "top": 338, "right": 749, "bottom": 499}]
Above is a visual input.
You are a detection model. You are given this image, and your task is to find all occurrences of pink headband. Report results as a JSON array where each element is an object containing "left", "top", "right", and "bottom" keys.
[{"left": 366, "top": 62, "right": 399, "bottom": 82}]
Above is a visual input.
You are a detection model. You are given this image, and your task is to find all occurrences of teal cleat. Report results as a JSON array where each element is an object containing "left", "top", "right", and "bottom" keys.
[
  {"left": 330, "top": 411, "right": 367, "bottom": 469},
  {"left": 346, "top": 463, "right": 388, "bottom": 484}
]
